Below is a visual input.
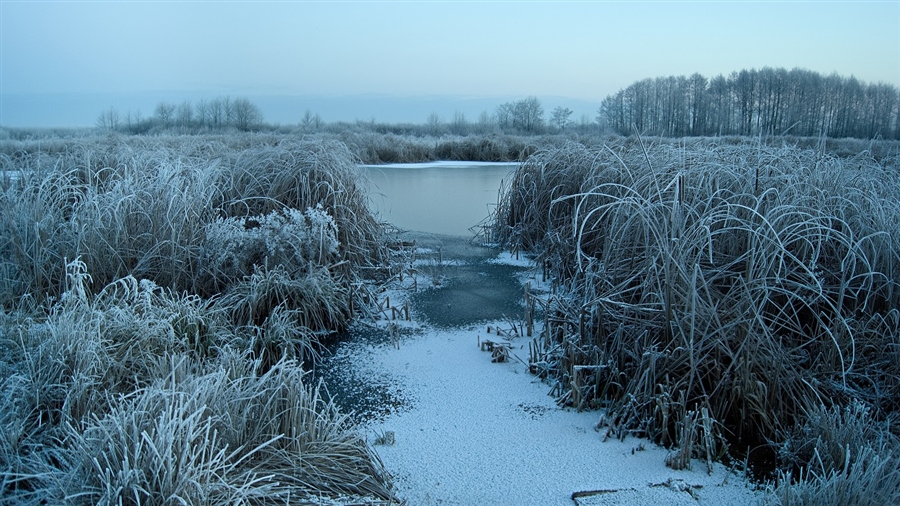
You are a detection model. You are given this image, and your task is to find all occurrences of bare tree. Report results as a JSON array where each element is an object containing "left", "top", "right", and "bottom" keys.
[
  {"left": 688, "top": 73, "right": 708, "bottom": 135},
  {"left": 124, "top": 109, "right": 141, "bottom": 132},
  {"left": 513, "top": 97, "right": 544, "bottom": 133},
  {"left": 496, "top": 102, "right": 514, "bottom": 131},
  {"left": 550, "top": 106, "right": 573, "bottom": 131},
  {"left": 426, "top": 112, "right": 443, "bottom": 135},
  {"left": 231, "top": 97, "right": 263, "bottom": 131},
  {"left": 209, "top": 98, "right": 225, "bottom": 128},
  {"left": 154, "top": 101, "right": 176, "bottom": 127},
  {"left": 894, "top": 89, "right": 900, "bottom": 140},
  {"left": 478, "top": 110, "right": 495, "bottom": 133},
  {"left": 222, "top": 96, "right": 234, "bottom": 126},
  {"left": 195, "top": 99, "right": 209, "bottom": 128},
  {"left": 577, "top": 113, "right": 593, "bottom": 134},
  {"left": 451, "top": 110, "right": 468, "bottom": 135},
  {"left": 301, "top": 109, "right": 322, "bottom": 131},
  {"left": 176, "top": 100, "right": 193, "bottom": 129},
  {"left": 96, "top": 106, "right": 120, "bottom": 131}
]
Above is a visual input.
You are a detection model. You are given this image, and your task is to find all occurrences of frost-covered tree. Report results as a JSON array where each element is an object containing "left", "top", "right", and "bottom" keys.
[
  {"left": 209, "top": 98, "right": 226, "bottom": 128},
  {"left": 176, "top": 101, "right": 193, "bottom": 129},
  {"left": 550, "top": 106, "right": 573, "bottom": 131},
  {"left": 195, "top": 99, "right": 210, "bottom": 127},
  {"left": 154, "top": 101, "right": 176, "bottom": 127},
  {"left": 478, "top": 110, "right": 495, "bottom": 132},
  {"left": 301, "top": 109, "right": 315, "bottom": 131},
  {"left": 451, "top": 110, "right": 468, "bottom": 135},
  {"left": 513, "top": 97, "right": 544, "bottom": 133},
  {"left": 231, "top": 97, "right": 263, "bottom": 131},
  {"left": 124, "top": 109, "right": 142, "bottom": 132},
  {"left": 96, "top": 106, "right": 120, "bottom": 131},
  {"left": 300, "top": 109, "right": 323, "bottom": 131},
  {"left": 495, "top": 102, "right": 514, "bottom": 131},
  {"left": 426, "top": 112, "right": 443, "bottom": 135}
]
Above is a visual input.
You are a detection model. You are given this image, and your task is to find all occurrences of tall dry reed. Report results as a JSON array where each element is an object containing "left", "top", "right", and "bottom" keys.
[
  {"left": 0, "top": 134, "right": 397, "bottom": 503},
  {"left": 0, "top": 134, "right": 386, "bottom": 303},
  {"left": 496, "top": 138, "right": 900, "bottom": 489},
  {"left": 1, "top": 253, "right": 395, "bottom": 505}
]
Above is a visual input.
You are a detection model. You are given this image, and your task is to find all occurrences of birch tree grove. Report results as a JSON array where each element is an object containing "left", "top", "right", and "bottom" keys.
[{"left": 600, "top": 68, "right": 900, "bottom": 139}]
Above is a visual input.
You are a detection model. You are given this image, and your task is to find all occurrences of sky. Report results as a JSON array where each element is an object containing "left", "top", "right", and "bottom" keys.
[{"left": 1, "top": 1, "right": 899, "bottom": 127}]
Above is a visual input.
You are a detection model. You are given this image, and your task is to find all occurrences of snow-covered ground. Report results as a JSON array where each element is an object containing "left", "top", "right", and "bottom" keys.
[{"left": 339, "top": 251, "right": 767, "bottom": 505}]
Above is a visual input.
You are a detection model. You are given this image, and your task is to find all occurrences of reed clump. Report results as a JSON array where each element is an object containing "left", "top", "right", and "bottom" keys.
[
  {"left": 0, "top": 134, "right": 386, "bottom": 328},
  {"left": 0, "top": 134, "right": 396, "bottom": 503},
  {"left": 0, "top": 283, "right": 394, "bottom": 503},
  {"left": 496, "top": 138, "right": 900, "bottom": 497},
  {"left": 333, "top": 130, "right": 557, "bottom": 164}
]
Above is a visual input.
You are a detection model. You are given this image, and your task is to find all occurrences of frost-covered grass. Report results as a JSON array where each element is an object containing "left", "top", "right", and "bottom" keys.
[
  {"left": 0, "top": 134, "right": 396, "bottom": 503},
  {"left": 0, "top": 260, "right": 395, "bottom": 504},
  {"left": 495, "top": 137, "right": 900, "bottom": 503},
  {"left": 333, "top": 130, "right": 542, "bottom": 164},
  {"left": 766, "top": 402, "right": 900, "bottom": 505},
  {"left": 0, "top": 134, "right": 386, "bottom": 317}
]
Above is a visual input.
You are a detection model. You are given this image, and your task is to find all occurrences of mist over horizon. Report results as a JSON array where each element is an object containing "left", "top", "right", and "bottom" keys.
[
  {"left": 0, "top": 91, "right": 602, "bottom": 129},
  {"left": 2, "top": 2, "right": 896, "bottom": 131}
]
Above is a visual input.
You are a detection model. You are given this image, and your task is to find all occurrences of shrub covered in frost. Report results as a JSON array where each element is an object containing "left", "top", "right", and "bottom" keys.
[
  {"left": 0, "top": 134, "right": 396, "bottom": 503},
  {"left": 0, "top": 258, "right": 394, "bottom": 504},
  {"left": 202, "top": 205, "right": 340, "bottom": 291}
]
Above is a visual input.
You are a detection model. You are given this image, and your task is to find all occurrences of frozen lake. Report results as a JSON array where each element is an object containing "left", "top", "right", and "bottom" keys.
[{"left": 360, "top": 161, "right": 517, "bottom": 237}]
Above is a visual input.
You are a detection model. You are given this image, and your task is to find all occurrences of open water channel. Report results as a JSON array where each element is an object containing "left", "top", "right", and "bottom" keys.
[
  {"left": 362, "top": 161, "right": 516, "bottom": 237},
  {"left": 318, "top": 161, "right": 531, "bottom": 420}
]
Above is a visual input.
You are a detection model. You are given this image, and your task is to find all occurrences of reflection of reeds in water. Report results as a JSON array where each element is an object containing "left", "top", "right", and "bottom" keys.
[{"left": 497, "top": 138, "right": 900, "bottom": 498}]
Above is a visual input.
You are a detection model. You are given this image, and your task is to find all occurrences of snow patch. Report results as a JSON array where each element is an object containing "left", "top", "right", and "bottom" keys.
[
  {"left": 487, "top": 250, "right": 535, "bottom": 267},
  {"left": 349, "top": 323, "right": 764, "bottom": 505}
]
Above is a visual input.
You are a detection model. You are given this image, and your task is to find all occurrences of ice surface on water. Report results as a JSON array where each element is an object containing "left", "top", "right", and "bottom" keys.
[{"left": 361, "top": 161, "right": 515, "bottom": 237}]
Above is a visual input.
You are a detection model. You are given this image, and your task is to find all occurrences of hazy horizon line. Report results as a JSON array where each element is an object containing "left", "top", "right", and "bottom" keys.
[{"left": 0, "top": 91, "right": 603, "bottom": 129}]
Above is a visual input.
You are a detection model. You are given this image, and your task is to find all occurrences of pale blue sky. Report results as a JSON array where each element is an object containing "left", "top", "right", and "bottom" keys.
[{"left": 2, "top": 1, "right": 898, "bottom": 127}]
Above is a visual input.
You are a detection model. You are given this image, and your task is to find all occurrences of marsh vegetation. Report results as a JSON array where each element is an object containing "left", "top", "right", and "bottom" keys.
[
  {"left": 0, "top": 135, "right": 396, "bottom": 504},
  {"left": 494, "top": 137, "right": 900, "bottom": 504},
  {"left": 1, "top": 128, "right": 898, "bottom": 504}
]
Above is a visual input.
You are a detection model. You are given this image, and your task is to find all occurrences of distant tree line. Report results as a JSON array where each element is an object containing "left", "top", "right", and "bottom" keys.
[
  {"left": 97, "top": 96, "right": 264, "bottom": 133},
  {"left": 96, "top": 93, "right": 605, "bottom": 137},
  {"left": 94, "top": 96, "right": 555, "bottom": 136},
  {"left": 423, "top": 98, "right": 586, "bottom": 136},
  {"left": 599, "top": 68, "right": 900, "bottom": 139}
]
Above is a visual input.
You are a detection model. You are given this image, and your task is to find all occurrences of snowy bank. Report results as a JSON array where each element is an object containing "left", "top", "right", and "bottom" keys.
[{"left": 338, "top": 320, "right": 764, "bottom": 505}]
